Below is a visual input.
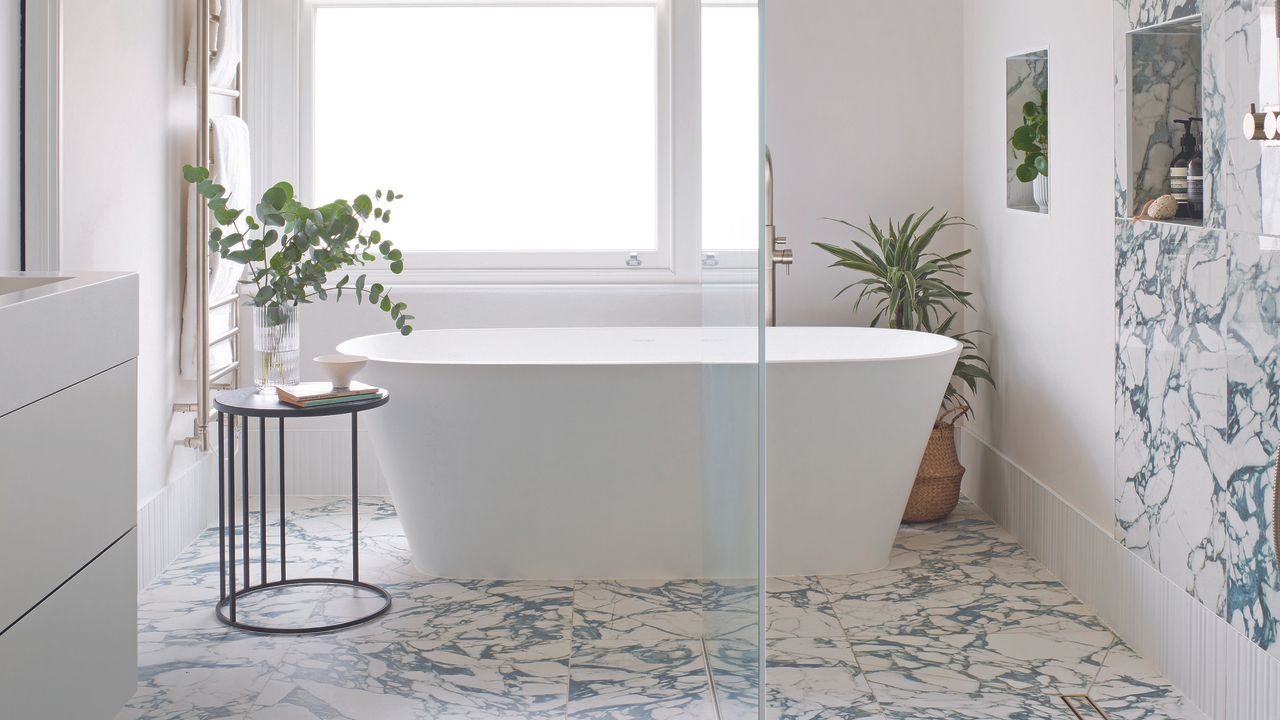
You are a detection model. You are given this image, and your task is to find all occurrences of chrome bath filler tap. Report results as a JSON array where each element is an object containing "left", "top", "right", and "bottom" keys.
[{"left": 764, "top": 147, "right": 794, "bottom": 327}]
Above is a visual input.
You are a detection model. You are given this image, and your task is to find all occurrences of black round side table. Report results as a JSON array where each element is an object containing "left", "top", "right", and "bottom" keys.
[{"left": 213, "top": 387, "right": 392, "bottom": 634}]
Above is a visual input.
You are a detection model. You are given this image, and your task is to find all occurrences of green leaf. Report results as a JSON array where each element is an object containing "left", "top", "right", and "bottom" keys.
[
  {"left": 380, "top": 296, "right": 392, "bottom": 312},
  {"left": 353, "top": 194, "right": 373, "bottom": 219},
  {"left": 1033, "top": 154, "right": 1049, "bottom": 175},
  {"left": 213, "top": 205, "right": 243, "bottom": 226},
  {"left": 1015, "top": 163, "right": 1038, "bottom": 183},
  {"left": 183, "top": 164, "right": 209, "bottom": 183},
  {"left": 1022, "top": 101, "right": 1040, "bottom": 118},
  {"left": 390, "top": 260, "right": 404, "bottom": 274}
]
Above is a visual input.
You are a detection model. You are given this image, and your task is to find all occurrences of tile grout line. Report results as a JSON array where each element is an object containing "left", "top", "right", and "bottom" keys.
[
  {"left": 1086, "top": 634, "right": 1119, "bottom": 696},
  {"left": 700, "top": 635, "right": 725, "bottom": 720},
  {"left": 565, "top": 581, "right": 576, "bottom": 720},
  {"left": 814, "top": 573, "right": 888, "bottom": 714}
]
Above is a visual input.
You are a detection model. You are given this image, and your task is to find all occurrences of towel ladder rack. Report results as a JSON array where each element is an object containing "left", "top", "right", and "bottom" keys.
[{"left": 178, "top": 0, "right": 247, "bottom": 451}]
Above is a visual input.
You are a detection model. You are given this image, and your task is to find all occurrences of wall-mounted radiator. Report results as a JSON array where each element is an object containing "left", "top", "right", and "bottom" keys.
[{"left": 176, "top": 0, "right": 247, "bottom": 451}]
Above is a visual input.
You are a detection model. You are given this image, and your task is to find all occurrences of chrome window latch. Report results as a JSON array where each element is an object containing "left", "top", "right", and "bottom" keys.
[
  {"left": 626, "top": 253, "right": 643, "bottom": 267},
  {"left": 702, "top": 253, "right": 720, "bottom": 268}
]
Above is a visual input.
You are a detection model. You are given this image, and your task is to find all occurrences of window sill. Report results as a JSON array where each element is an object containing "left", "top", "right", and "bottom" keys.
[{"left": 351, "top": 266, "right": 758, "bottom": 286}]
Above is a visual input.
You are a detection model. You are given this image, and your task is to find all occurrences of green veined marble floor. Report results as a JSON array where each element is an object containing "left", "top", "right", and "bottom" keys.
[{"left": 116, "top": 497, "right": 1206, "bottom": 720}]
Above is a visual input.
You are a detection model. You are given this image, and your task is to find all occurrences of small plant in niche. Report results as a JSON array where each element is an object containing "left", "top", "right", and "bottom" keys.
[
  {"left": 814, "top": 209, "right": 995, "bottom": 523},
  {"left": 183, "top": 164, "right": 415, "bottom": 390},
  {"left": 1011, "top": 89, "right": 1049, "bottom": 183}
]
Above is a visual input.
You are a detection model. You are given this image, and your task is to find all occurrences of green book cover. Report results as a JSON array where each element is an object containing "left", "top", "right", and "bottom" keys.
[{"left": 290, "top": 393, "right": 380, "bottom": 408}]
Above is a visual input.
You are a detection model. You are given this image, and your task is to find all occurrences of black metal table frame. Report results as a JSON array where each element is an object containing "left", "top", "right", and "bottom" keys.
[{"left": 214, "top": 390, "right": 392, "bottom": 634}]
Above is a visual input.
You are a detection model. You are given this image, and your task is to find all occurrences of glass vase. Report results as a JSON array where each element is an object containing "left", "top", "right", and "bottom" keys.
[{"left": 253, "top": 303, "right": 300, "bottom": 393}]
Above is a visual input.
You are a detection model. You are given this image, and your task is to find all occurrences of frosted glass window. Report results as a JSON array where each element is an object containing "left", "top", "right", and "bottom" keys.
[
  {"left": 313, "top": 6, "right": 658, "bottom": 253},
  {"left": 702, "top": 4, "right": 759, "bottom": 252}
]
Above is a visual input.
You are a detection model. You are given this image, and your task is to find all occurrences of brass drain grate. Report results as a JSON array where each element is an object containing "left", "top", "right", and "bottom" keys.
[{"left": 1060, "top": 694, "right": 1110, "bottom": 719}]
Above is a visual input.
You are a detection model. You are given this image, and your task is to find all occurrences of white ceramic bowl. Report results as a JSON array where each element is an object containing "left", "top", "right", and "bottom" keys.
[{"left": 314, "top": 354, "right": 368, "bottom": 390}]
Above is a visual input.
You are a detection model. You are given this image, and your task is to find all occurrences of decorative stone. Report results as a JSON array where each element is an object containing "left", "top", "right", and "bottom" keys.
[{"left": 1147, "top": 194, "right": 1178, "bottom": 220}]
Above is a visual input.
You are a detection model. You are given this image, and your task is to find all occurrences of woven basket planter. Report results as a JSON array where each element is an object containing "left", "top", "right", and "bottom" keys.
[{"left": 903, "top": 423, "right": 965, "bottom": 523}]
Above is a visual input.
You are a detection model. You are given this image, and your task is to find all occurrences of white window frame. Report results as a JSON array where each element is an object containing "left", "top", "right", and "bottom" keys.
[{"left": 296, "top": 0, "right": 756, "bottom": 284}]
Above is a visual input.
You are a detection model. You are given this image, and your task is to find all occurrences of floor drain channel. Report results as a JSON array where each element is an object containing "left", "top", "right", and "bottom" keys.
[{"left": 1060, "top": 694, "right": 1110, "bottom": 719}]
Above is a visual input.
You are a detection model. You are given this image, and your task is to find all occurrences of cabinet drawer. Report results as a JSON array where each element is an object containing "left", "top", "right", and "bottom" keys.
[
  {"left": 0, "top": 360, "right": 136, "bottom": 629},
  {"left": 0, "top": 530, "right": 137, "bottom": 720}
]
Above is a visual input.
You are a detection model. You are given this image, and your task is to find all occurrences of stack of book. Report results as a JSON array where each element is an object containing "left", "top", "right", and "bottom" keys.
[{"left": 277, "top": 382, "right": 382, "bottom": 409}]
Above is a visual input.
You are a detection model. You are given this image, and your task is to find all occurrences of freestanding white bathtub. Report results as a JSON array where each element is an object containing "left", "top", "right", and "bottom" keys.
[{"left": 338, "top": 327, "right": 960, "bottom": 579}]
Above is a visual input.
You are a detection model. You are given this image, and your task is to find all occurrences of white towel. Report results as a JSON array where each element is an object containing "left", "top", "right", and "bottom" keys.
[
  {"left": 181, "top": 115, "right": 252, "bottom": 379},
  {"left": 184, "top": 0, "right": 243, "bottom": 90}
]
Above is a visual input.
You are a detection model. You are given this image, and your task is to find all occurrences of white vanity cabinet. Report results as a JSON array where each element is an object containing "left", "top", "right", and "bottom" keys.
[{"left": 0, "top": 272, "right": 139, "bottom": 719}]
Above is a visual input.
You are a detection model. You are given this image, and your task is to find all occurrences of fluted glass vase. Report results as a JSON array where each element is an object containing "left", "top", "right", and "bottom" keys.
[{"left": 253, "top": 303, "right": 300, "bottom": 393}]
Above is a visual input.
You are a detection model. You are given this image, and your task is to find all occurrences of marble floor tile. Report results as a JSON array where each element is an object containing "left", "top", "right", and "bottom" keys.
[
  {"left": 120, "top": 626, "right": 290, "bottom": 720},
  {"left": 567, "top": 639, "right": 717, "bottom": 719},
  {"left": 572, "top": 579, "right": 705, "bottom": 640},
  {"left": 338, "top": 577, "right": 574, "bottom": 644},
  {"left": 761, "top": 577, "right": 845, "bottom": 640},
  {"left": 120, "top": 496, "right": 1205, "bottom": 720},
  {"left": 1088, "top": 641, "right": 1210, "bottom": 720},
  {"left": 820, "top": 559, "right": 1107, "bottom": 639},
  {"left": 709, "top": 637, "right": 886, "bottom": 720},
  {"left": 700, "top": 578, "right": 760, "bottom": 642},
  {"left": 855, "top": 629, "right": 1114, "bottom": 720},
  {"left": 245, "top": 636, "right": 570, "bottom": 720}
]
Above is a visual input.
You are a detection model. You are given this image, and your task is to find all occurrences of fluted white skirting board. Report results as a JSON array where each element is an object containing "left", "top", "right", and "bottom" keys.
[
  {"left": 961, "top": 428, "right": 1280, "bottom": 720},
  {"left": 136, "top": 454, "right": 217, "bottom": 591}
]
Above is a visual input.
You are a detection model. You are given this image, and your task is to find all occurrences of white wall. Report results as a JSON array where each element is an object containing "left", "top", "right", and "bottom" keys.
[
  {"left": 0, "top": 2, "right": 19, "bottom": 271},
  {"left": 765, "top": 0, "right": 964, "bottom": 327},
  {"left": 58, "top": 0, "right": 200, "bottom": 506},
  {"left": 959, "top": 0, "right": 1116, "bottom": 527}
]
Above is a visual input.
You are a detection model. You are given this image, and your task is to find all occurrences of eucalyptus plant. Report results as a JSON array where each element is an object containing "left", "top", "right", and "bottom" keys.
[
  {"left": 183, "top": 165, "right": 415, "bottom": 335},
  {"left": 1012, "top": 90, "right": 1049, "bottom": 183},
  {"left": 813, "top": 209, "right": 994, "bottom": 422}
]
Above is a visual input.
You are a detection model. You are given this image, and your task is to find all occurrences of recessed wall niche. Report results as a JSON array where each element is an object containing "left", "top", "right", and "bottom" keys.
[
  {"left": 1006, "top": 50, "right": 1049, "bottom": 214},
  {"left": 1126, "top": 17, "right": 1203, "bottom": 226}
]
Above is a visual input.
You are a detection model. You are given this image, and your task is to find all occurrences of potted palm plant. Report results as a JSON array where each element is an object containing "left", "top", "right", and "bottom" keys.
[{"left": 814, "top": 209, "right": 994, "bottom": 522}]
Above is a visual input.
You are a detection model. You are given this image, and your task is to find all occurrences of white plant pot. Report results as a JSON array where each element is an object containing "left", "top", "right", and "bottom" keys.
[{"left": 1032, "top": 174, "right": 1049, "bottom": 212}]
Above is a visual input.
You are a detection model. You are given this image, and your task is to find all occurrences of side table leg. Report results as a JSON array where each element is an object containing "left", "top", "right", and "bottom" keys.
[
  {"left": 242, "top": 412, "right": 250, "bottom": 589},
  {"left": 218, "top": 412, "right": 226, "bottom": 602},
  {"left": 228, "top": 415, "right": 237, "bottom": 622},
  {"left": 352, "top": 411, "right": 359, "bottom": 583},
  {"left": 259, "top": 416, "right": 267, "bottom": 585},
  {"left": 279, "top": 417, "right": 286, "bottom": 582}
]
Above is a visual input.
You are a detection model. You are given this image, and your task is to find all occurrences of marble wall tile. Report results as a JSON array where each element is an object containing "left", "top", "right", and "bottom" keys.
[
  {"left": 1113, "top": 207, "right": 1280, "bottom": 657},
  {"left": 1201, "top": 0, "right": 1280, "bottom": 234},
  {"left": 1113, "top": 0, "right": 1280, "bottom": 663}
]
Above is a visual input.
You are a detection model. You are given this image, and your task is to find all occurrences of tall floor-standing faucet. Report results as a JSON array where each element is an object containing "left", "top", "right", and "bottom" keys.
[{"left": 764, "top": 146, "right": 794, "bottom": 327}]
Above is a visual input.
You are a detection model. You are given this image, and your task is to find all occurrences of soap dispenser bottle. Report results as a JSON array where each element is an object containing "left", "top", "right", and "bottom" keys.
[
  {"left": 1170, "top": 118, "right": 1197, "bottom": 219},
  {"left": 1187, "top": 117, "right": 1205, "bottom": 220}
]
